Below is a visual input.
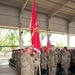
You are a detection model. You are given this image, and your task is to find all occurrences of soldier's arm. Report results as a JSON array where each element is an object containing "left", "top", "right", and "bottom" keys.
[
  {"left": 33, "top": 53, "right": 40, "bottom": 59},
  {"left": 44, "top": 53, "right": 48, "bottom": 66},
  {"left": 68, "top": 52, "right": 71, "bottom": 63},
  {"left": 33, "top": 56, "right": 40, "bottom": 67},
  {"left": 47, "top": 53, "right": 50, "bottom": 68},
  {"left": 47, "top": 53, "right": 50, "bottom": 62},
  {"left": 55, "top": 52, "right": 58, "bottom": 65},
  {"left": 21, "top": 54, "right": 26, "bottom": 66}
]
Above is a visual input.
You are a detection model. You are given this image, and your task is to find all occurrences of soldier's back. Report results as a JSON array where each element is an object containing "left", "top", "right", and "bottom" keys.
[{"left": 21, "top": 53, "right": 35, "bottom": 75}]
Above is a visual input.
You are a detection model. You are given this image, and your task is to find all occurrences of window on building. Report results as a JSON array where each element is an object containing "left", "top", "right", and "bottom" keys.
[
  {"left": 69, "top": 35, "right": 75, "bottom": 47},
  {"left": 42, "top": 33, "right": 67, "bottom": 47}
]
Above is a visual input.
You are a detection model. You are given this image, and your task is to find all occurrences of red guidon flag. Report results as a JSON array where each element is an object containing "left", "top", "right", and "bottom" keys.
[
  {"left": 46, "top": 36, "right": 51, "bottom": 54},
  {"left": 30, "top": 0, "right": 41, "bottom": 54}
]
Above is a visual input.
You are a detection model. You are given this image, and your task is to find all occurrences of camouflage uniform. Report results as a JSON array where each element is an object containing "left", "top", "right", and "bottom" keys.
[
  {"left": 14, "top": 50, "right": 18, "bottom": 68},
  {"left": 61, "top": 51, "right": 71, "bottom": 75},
  {"left": 41, "top": 52, "right": 47, "bottom": 69},
  {"left": 12, "top": 50, "right": 15, "bottom": 60},
  {"left": 55, "top": 50, "right": 61, "bottom": 75},
  {"left": 17, "top": 50, "right": 21, "bottom": 75},
  {"left": 21, "top": 52, "right": 40, "bottom": 75},
  {"left": 56, "top": 50, "right": 61, "bottom": 64},
  {"left": 48, "top": 50, "right": 58, "bottom": 75},
  {"left": 71, "top": 50, "right": 75, "bottom": 65},
  {"left": 33, "top": 53, "right": 40, "bottom": 75}
]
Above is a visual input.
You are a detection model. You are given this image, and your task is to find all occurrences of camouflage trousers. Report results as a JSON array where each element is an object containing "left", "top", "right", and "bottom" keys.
[
  {"left": 17, "top": 62, "right": 21, "bottom": 75},
  {"left": 15, "top": 61, "right": 21, "bottom": 75},
  {"left": 62, "top": 67, "right": 68, "bottom": 75},
  {"left": 61, "top": 64, "right": 69, "bottom": 75},
  {"left": 49, "top": 72, "right": 55, "bottom": 75},
  {"left": 48, "top": 67, "right": 56, "bottom": 75}
]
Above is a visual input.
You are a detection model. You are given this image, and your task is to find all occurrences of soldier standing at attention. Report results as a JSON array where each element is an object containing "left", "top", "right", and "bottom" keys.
[
  {"left": 48, "top": 45, "right": 58, "bottom": 75},
  {"left": 61, "top": 47, "right": 71, "bottom": 75},
  {"left": 17, "top": 49, "right": 24, "bottom": 75},
  {"left": 21, "top": 45, "right": 40, "bottom": 75},
  {"left": 41, "top": 47, "right": 47, "bottom": 74}
]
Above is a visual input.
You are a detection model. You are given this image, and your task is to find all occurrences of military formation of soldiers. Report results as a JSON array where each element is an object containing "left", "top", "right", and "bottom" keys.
[
  {"left": 12, "top": 49, "right": 24, "bottom": 75},
  {"left": 11, "top": 45, "right": 73, "bottom": 75}
]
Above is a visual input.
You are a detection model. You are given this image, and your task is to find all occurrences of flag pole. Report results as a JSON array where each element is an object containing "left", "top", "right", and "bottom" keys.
[
  {"left": 31, "top": 0, "right": 41, "bottom": 75},
  {"left": 47, "top": 31, "right": 51, "bottom": 75},
  {"left": 39, "top": 63, "right": 41, "bottom": 75}
]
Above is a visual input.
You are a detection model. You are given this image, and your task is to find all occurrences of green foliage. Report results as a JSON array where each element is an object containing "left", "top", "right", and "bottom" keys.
[
  {"left": 3, "top": 31, "right": 19, "bottom": 46},
  {"left": 0, "top": 29, "right": 19, "bottom": 53},
  {"left": 0, "top": 43, "right": 2, "bottom": 51},
  {"left": 0, "top": 29, "right": 47, "bottom": 53}
]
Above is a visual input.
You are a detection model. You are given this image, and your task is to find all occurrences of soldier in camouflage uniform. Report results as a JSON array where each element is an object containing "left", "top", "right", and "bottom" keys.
[
  {"left": 71, "top": 49, "right": 75, "bottom": 66},
  {"left": 21, "top": 46, "right": 40, "bottom": 75},
  {"left": 55, "top": 48, "right": 61, "bottom": 64},
  {"left": 13, "top": 49, "right": 23, "bottom": 75},
  {"left": 13, "top": 50, "right": 16, "bottom": 64},
  {"left": 48, "top": 45, "right": 58, "bottom": 75},
  {"left": 61, "top": 47, "right": 71, "bottom": 75},
  {"left": 17, "top": 50, "right": 22, "bottom": 75},
  {"left": 41, "top": 47, "right": 47, "bottom": 74},
  {"left": 14, "top": 50, "right": 18, "bottom": 69},
  {"left": 12, "top": 50, "right": 15, "bottom": 60},
  {"left": 55, "top": 48, "right": 61, "bottom": 75}
]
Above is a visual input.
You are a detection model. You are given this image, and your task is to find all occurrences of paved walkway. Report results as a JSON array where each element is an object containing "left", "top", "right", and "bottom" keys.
[
  {"left": 0, "top": 59, "right": 75, "bottom": 75},
  {"left": 0, "top": 65, "right": 17, "bottom": 75}
]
